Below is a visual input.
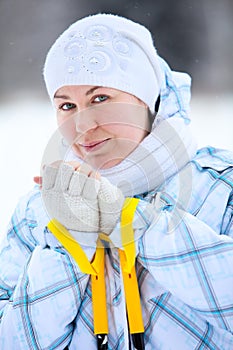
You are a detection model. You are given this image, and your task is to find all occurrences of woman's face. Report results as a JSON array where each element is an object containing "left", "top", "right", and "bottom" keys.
[{"left": 54, "top": 85, "right": 150, "bottom": 169}]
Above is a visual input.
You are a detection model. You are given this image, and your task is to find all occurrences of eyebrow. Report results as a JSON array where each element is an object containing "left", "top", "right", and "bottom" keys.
[{"left": 54, "top": 86, "right": 102, "bottom": 99}]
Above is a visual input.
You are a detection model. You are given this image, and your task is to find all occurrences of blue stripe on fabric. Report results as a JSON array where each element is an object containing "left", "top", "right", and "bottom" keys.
[
  {"left": 192, "top": 148, "right": 233, "bottom": 187},
  {"left": 146, "top": 293, "right": 168, "bottom": 329},
  {"left": 21, "top": 275, "right": 39, "bottom": 349},
  {"left": 198, "top": 323, "right": 213, "bottom": 350},
  {"left": 27, "top": 221, "right": 37, "bottom": 229},
  {"left": 79, "top": 297, "right": 94, "bottom": 332},
  {"left": 27, "top": 189, "right": 41, "bottom": 205},
  {"left": 115, "top": 331, "right": 125, "bottom": 350},
  {"left": 0, "top": 279, "right": 13, "bottom": 294},
  {"left": 80, "top": 311, "right": 93, "bottom": 332},
  {"left": 113, "top": 289, "right": 121, "bottom": 305},
  {"left": 14, "top": 248, "right": 86, "bottom": 307},
  {"left": 56, "top": 248, "right": 82, "bottom": 301},
  {"left": 10, "top": 217, "right": 34, "bottom": 252},
  {"left": 208, "top": 169, "right": 233, "bottom": 188},
  {"left": 136, "top": 206, "right": 151, "bottom": 228},
  {"left": 161, "top": 84, "right": 190, "bottom": 100},
  {"left": 0, "top": 309, "right": 4, "bottom": 320},
  {"left": 14, "top": 280, "right": 74, "bottom": 306},
  {"left": 107, "top": 330, "right": 124, "bottom": 350},
  {"left": 164, "top": 74, "right": 190, "bottom": 122},
  {"left": 140, "top": 242, "right": 233, "bottom": 264},
  {"left": 180, "top": 222, "right": 228, "bottom": 330},
  {"left": 49, "top": 329, "right": 73, "bottom": 350},
  {"left": 207, "top": 147, "right": 233, "bottom": 164},
  {"left": 195, "top": 307, "right": 233, "bottom": 316},
  {"left": 155, "top": 295, "right": 216, "bottom": 350}
]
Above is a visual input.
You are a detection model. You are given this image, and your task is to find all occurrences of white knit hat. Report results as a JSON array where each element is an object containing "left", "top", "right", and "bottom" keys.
[{"left": 43, "top": 13, "right": 163, "bottom": 112}]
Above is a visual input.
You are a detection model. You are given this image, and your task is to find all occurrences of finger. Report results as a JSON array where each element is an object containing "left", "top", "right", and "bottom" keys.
[
  {"left": 82, "top": 176, "right": 100, "bottom": 199},
  {"left": 66, "top": 161, "right": 81, "bottom": 170},
  {"left": 77, "top": 162, "right": 100, "bottom": 180},
  {"left": 76, "top": 163, "right": 100, "bottom": 198},
  {"left": 68, "top": 171, "right": 87, "bottom": 196},
  {"left": 42, "top": 165, "right": 59, "bottom": 190},
  {"left": 90, "top": 170, "right": 101, "bottom": 180},
  {"left": 55, "top": 162, "right": 74, "bottom": 191},
  {"left": 76, "top": 163, "right": 93, "bottom": 176},
  {"left": 33, "top": 176, "right": 42, "bottom": 185},
  {"left": 50, "top": 160, "right": 63, "bottom": 168}
]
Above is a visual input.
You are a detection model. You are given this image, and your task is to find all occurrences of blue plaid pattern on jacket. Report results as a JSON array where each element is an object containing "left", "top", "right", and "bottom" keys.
[{"left": 1, "top": 146, "right": 233, "bottom": 349}]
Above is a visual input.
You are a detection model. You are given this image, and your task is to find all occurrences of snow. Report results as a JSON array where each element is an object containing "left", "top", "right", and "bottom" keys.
[{"left": 0, "top": 95, "right": 232, "bottom": 238}]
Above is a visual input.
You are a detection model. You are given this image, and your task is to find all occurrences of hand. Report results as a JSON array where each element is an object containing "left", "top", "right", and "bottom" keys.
[
  {"left": 41, "top": 161, "right": 100, "bottom": 232},
  {"left": 36, "top": 161, "right": 125, "bottom": 235}
]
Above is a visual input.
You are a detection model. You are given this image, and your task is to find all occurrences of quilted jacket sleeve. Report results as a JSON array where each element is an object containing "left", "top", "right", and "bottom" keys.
[{"left": 0, "top": 190, "right": 93, "bottom": 350}]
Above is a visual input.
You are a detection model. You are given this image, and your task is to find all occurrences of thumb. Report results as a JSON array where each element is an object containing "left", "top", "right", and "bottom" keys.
[{"left": 33, "top": 176, "right": 42, "bottom": 186}]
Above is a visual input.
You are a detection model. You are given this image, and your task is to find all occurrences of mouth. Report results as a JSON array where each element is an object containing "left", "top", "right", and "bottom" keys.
[{"left": 79, "top": 139, "right": 110, "bottom": 152}]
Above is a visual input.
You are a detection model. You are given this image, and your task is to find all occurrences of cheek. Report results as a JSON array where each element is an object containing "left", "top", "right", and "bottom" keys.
[
  {"left": 101, "top": 104, "right": 149, "bottom": 142},
  {"left": 57, "top": 117, "right": 77, "bottom": 144},
  {"left": 103, "top": 123, "right": 148, "bottom": 144}
]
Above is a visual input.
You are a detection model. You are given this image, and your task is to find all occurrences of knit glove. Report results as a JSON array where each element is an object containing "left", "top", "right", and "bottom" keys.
[
  {"left": 42, "top": 162, "right": 125, "bottom": 235},
  {"left": 42, "top": 163, "right": 100, "bottom": 232},
  {"left": 98, "top": 177, "right": 125, "bottom": 235}
]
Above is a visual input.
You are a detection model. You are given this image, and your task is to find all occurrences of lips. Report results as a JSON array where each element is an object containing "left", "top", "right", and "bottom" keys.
[{"left": 79, "top": 139, "right": 110, "bottom": 152}]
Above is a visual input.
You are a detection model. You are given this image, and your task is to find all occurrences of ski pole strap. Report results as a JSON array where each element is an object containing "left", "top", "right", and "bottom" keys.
[
  {"left": 91, "top": 252, "right": 108, "bottom": 336},
  {"left": 119, "top": 250, "right": 144, "bottom": 334},
  {"left": 47, "top": 219, "right": 108, "bottom": 338},
  {"left": 47, "top": 219, "right": 104, "bottom": 275},
  {"left": 120, "top": 197, "right": 139, "bottom": 272},
  {"left": 47, "top": 197, "right": 144, "bottom": 349},
  {"left": 119, "top": 198, "right": 145, "bottom": 349}
]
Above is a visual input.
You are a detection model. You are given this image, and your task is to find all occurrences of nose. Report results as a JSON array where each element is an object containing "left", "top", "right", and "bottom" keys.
[{"left": 75, "top": 108, "right": 98, "bottom": 134}]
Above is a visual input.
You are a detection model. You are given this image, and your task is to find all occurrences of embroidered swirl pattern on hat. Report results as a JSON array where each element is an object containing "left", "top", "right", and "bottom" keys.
[
  {"left": 86, "top": 24, "right": 113, "bottom": 42},
  {"left": 64, "top": 37, "right": 87, "bottom": 58},
  {"left": 63, "top": 24, "right": 131, "bottom": 76}
]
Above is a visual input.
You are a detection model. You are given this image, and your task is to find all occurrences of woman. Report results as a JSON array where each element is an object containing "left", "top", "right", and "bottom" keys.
[{"left": 0, "top": 13, "right": 233, "bottom": 349}]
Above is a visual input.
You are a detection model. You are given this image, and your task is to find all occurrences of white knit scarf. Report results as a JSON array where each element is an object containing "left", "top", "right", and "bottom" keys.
[{"left": 99, "top": 117, "right": 197, "bottom": 196}]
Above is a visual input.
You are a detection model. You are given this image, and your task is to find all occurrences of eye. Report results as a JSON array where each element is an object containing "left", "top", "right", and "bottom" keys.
[
  {"left": 92, "top": 95, "right": 109, "bottom": 103},
  {"left": 59, "top": 102, "right": 76, "bottom": 111}
]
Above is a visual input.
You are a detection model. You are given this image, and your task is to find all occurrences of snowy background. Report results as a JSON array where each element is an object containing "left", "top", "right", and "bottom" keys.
[{"left": 0, "top": 0, "right": 233, "bottom": 237}]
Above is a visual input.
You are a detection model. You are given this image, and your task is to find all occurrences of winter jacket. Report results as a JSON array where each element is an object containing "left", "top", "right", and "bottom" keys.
[{"left": 1, "top": 59, "right": 233, "bottom": 349}]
